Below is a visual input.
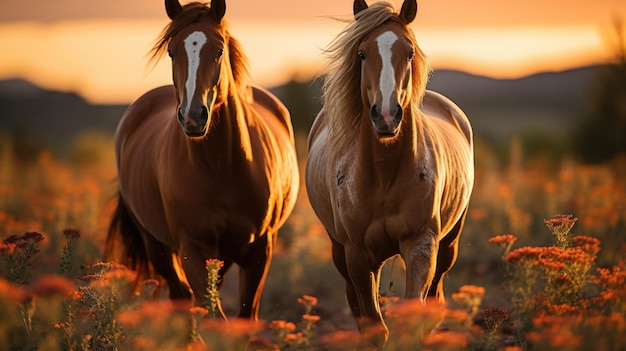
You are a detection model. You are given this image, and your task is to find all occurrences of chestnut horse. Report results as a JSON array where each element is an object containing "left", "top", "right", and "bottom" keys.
[
  {"left": 106, "top": 0, "right": 299, "bottom": 320},
  {"left": 306, "top": 0, "right": 473, "bottom": 345}
]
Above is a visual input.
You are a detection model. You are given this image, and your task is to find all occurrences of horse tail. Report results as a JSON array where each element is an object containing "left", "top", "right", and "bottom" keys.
[{"left": 105, "top": 194, "right": 151, "bottom": 281}]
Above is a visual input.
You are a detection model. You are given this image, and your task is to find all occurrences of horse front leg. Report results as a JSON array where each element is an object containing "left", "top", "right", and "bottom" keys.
[
  {"left": 330, "top": 239, "right": 362, "bottom": 322},
  {"left": 237, "top": 231, "right": 274, "bottom": 320},
  {"left": 180, "top": 240, "right": 227, "bottom": 320},
  {"left": 400, "top": 231, "right": 439, "bottom": 301},
  {"left": 344, "top": 245, "right": 388, "bottom": 348},
  {"left": 399, "top": 231, "right": 446, "bottom": 335},
  {"left": 428, "top": 209, "right": 467, "bottom": 303}
]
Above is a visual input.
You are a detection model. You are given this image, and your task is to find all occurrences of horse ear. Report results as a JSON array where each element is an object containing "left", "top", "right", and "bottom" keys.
[
  {"left": 211, "top": 0, "right": 226, "bottom": 22},
  {"left": 165, "top": 0, "right": 183, "bottom": 20},
  {"left": 353, "top": 0, "right": 368, "bottom": 17},
  {"left": 399, "top": 0, "right": 417, "bottom": 24}
]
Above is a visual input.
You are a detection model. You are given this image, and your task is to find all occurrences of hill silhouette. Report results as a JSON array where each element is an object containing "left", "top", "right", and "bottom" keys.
[{"left": 0, "top": 66, "right": 600, "bottom": 157}]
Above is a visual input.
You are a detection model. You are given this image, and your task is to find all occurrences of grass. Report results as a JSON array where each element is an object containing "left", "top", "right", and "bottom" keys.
[{"left": 0, "top": 137, "right": 625, "bottom": 349}]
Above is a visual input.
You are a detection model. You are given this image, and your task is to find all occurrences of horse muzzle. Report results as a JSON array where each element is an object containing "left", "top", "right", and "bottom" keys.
[
  {"left": 370, "top": 102, "right": 403, "bottom": 139},
  {"left": 178, "top": 103, "right": 209, "bottom": 137}
]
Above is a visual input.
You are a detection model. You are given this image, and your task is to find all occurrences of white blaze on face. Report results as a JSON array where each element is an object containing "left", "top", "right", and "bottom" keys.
[
  {"left": 375, "top": 31, "right": 398, "bottom": 125},
  {"left": 183, "top": 31, "right": 207, "bottom": 117}
]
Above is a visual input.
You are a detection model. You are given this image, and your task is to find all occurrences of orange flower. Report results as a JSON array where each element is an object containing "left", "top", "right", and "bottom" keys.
[
  {"left": 302, "top": 314, "right": 320, "bottom": 322},
  {"left": 268, "top": 320, "right": 296, "bottom": 332},
  {"left": 205, "top": 258, "right": 224, "bottom": 269},
  {"left": 488, "top": 234, "right": 517, "bottom": 246},
  {"left": 62, "top": 228, "right": 80, "bottom": 240},
  {"left": 423, "top": 330, "right": 469, "bottom": 347},
  {"left": 28, "top": 275, "right": 76, "bottom": 298},
  {"left": 319, "top": 330, "right": 361, "bottom": 345},
  {"left": 0, "top": 277, "right": 27, "bottom": 302},
  {"left": 283, "top": 332, "right": 303, "bottom": 343},
  {"left": 458, "top": 285, "right": 486, "bottom": 297},
  {"left": 505, "top": 246, "right": 545, "bottom": 264},
  {"left": 297, "top": 295, "right": 318, "bottom": 306}
]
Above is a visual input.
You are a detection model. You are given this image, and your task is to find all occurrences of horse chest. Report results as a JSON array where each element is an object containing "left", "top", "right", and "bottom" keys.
[
  {"left": 334, "top": 165, "right": 433, "bottom": 246},
  {"left": 159, "top": 162, "right": 271, "bottom": 236}
]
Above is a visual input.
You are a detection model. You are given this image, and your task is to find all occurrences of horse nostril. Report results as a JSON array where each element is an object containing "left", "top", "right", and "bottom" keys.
[
  {"left": 201, "top": 105, "right": 208, "bottom": 122},
  {"left": 370, "top": 104, "right": 380, "bottom": 119},
  {"left": 394, "top": 104, "right": 403, "bottom": 122},
  {"left": 177, "top": 107, "right": 185, "bottom": 124}
]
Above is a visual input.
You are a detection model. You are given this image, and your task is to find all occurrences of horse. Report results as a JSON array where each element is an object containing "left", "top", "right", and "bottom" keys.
[
  {"left": 305, "top": 0, "right": 474, "bottom": 345},
  {"left": 105, "top": 0, "right": 299, "bottom": 321}
]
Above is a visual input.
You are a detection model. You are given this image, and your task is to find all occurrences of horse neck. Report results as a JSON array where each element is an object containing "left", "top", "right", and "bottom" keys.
[
  {"left": 357, "top": 106, "right": 422, "bottom": 170},
  {"left": 194, "top": 91, "right": 253, "bottom": 166}
]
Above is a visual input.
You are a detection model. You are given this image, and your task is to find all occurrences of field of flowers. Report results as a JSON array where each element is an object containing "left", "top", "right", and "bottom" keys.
[{"left": 1, "top": 134, "right": 625, "bottom": 350}]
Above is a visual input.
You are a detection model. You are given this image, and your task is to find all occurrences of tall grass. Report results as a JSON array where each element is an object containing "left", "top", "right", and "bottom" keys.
[{"left": 0, "top": 137, "right": 625, "bottom": 349}]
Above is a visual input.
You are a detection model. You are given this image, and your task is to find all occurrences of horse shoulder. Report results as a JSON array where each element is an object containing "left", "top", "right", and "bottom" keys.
[
  {"left": 115, "top": 86, "right": 176, "bottom": 162},
  {"left": 420, "top": 90, "right": 473, "bottom": 144},
  {"left": 307, "top": 109, "right": 327, "bottom": 151}
]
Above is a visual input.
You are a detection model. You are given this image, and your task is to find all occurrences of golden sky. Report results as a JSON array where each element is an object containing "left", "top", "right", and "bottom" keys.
[{"left": 1, "top": 0, "right": 625, "bottom": 103}]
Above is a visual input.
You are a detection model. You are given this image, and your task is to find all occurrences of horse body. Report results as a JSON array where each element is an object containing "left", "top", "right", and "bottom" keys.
[
  {"left": 306, "top": 0, "right": 473, "bottom": 345},
  {"left": 107, "top": 0, "right": 298, "bottom": 320}
]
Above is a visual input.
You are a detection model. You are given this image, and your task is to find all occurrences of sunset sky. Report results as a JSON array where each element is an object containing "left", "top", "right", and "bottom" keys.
[{"left": 1, "top": 0, "right": 625, "bottom": 104}]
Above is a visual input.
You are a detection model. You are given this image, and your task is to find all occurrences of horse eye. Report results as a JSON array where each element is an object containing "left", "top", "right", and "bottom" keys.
[
  {"left": 167, "top": 50, "right": 173, "bottom": 59},
  {"left": 216, "top": 49, "right": 224, "bottom": 58},
  {"left": 408, "top": 50, "right": 415, "bottom": 61},
  {"left": 358, "top": 50, "right": 365, "bottom": 61}
]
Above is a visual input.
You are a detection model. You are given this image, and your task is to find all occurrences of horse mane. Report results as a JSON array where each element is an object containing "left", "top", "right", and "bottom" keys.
[
  {"left": 149, "top": 2, "right": 250, "bottom": 96},
  {"left": 321, "top": 1, "right": 430, "bottom": 157}
]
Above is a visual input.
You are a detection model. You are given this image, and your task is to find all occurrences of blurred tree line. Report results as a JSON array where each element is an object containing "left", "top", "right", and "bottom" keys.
[{"left": 572, "top": 19, "right": 626, "bottom": 163}]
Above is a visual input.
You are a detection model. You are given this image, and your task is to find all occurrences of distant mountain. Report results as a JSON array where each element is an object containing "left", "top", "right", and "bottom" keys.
[
  {"left": 0, "top": 65, "right": 602, "bottom": 156},
  {"left": 426, "top": 67, "right": 598, "bottom": 139},
  {"left": 0, "top": 79, "right": 125, "bottom": 156}
]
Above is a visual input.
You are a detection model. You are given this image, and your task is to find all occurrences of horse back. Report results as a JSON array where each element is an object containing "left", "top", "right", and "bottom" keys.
[
  {"left": 420, "top": 90, "right": 473, "bottom": 145},
  {"left": 250, "top": 86, "right": 295, "bottom": 143}
]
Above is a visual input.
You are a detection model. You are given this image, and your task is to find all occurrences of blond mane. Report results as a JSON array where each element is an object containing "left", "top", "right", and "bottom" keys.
[{"left": 321, "top": 1, "right": 430, "bottom": 157}]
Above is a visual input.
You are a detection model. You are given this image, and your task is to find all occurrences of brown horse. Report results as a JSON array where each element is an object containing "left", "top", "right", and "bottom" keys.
[
  {"left": 306, "top": 0, "right": 474, "bottom": 345},
  {"left": 106, "top": 0, "right": 299, "bottom": 320}
]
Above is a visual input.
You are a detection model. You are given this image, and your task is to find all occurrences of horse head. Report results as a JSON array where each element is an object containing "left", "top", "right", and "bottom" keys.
[
  {"left": 164, "top": 0, "right": 227, "bottom": 137},
  {"left": 355, "top": 0, "right": 418, "bottom": 140}
]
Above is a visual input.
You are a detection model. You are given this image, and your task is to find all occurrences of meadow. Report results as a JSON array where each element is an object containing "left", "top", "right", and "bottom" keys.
[{"left": 0, "top": 132, "right": 625, "bottom": 350}]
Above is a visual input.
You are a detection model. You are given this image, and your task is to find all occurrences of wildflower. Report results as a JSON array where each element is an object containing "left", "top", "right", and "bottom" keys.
[
  {"left": 547, "top": 303, "right": 580, "bottom": 315},
  {"left": 302, "top": 313, "right": 320, "bottom": 322},
  {"left": 268, "top": 320, "right": 296, "bottom": 332},
  {"left": 284, "top": 332, "right": 303, "bottom": 343},
  {"left": 536, "top": 258, "right": 566, "bottom": 271},
  {"left": 423, "top": 330, "right": 469, "bottom": 348},
  {"left": 297, "top": 294, "right": 318, "bottom": 306},
  {"left": 504, "top": 246, "right": 545, "bottom": 265},
  {"left": 190, "top": 306, "right": 209, "bottom": 317},
  {"left": 62, "top": 228, "right": 81, "bottom": 240},
  {"left": 572, "top": 235, "right": 601, "bottom": 256},
  {"left": 0, "top": 277, "right": 27, "bottom": 302},
  {"left": 2, "top": 232, "right": 45, "bottom": 248},
  {"left": 489, "top": 234, "right": 517, "bottom": 256},
  {"left": 246, "top": 336, "right": 279, "bottom": 351},
  {"left": 544, "top": 214, "right": 577, "bottom": 248},
  {"left": 203, "top": 259, "right": 224, "bottom": 318},
  {"left": 458, "top": 285, "right": 486, "bottom": 297},
  {"left": 555, "top": 274, "right": 574, "bottom": 285},
  {"left": 205, "top": 258, "right": 224, "bottom": 270},
  {"left": 481, "top": 307, "right": 509, "bottom": 333},
  {"left": 28, "top": 275, "right": 76, "bottom": 298},
  {"left": 452, "top": 285, "right": 485, "bottom": 319},
  {"left": 0, "top": 242, "right": 15, "bottom": 254},
  {"left": 319, "top": 330, "right": 361, "bottom": 345}
]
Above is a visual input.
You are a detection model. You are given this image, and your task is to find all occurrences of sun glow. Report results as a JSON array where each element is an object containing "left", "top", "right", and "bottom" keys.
[{"left": 0, "top": 19, "right": 616, "bottom": 104}]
